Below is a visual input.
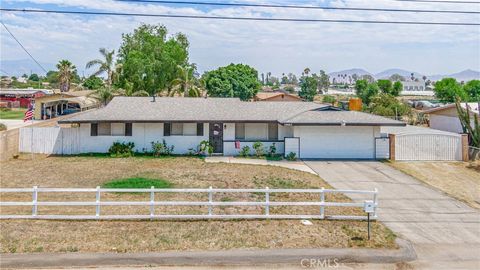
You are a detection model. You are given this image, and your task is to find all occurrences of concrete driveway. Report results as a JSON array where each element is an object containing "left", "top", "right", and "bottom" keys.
[{"left": 304, "top": 161, "right": 480, "bottom": 270}]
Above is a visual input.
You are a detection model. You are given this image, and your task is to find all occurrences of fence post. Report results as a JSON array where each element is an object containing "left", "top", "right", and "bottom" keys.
[
  {"left": 32, "top": 186, "right": 38, "bottom": 216},
  {"left": 461, "top": 134, "right": 469, "bottom": 162},
  {"left": 95, "top": 186, "right": 101, "bottom": 218},
  {"left": 373, "top": 188, "right": 378, "bottom": 218},
  {"left": 265, "top": 187, "right": 270, "bottom": 216},
  {"left": 150, "top": 186, "right": 155, "bottom": 219},
  {"left": 208, "top": 186, "right": 213, "bottom": 216},
  {"left": 389, "top": 134, "right": 396, "bottom": 161},
  {"left": 320, "top": 187, "right": 325, "bottom": 219}
]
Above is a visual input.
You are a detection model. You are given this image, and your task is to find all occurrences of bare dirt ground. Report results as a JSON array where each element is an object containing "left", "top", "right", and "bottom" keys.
[
  {"left": 0, "top": 155, "right": 396, "bottom": 253},
  {"left": 387, "top": 161, "right": 480, "bottom": 209}
]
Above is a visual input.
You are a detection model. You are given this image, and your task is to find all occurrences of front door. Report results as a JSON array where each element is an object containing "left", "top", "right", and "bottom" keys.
[{"left": 209, "top": 122, "right": 224, "bottom": 153}]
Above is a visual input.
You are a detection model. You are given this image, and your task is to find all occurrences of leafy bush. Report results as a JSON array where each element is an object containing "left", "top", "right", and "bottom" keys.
[
  {"left": 286, "top": 152, "right": 297, "bottom": 161},
  {"left": 252, "top": 141, "right": 264, "bottom": 157},
  {"left": 198, "top": 140, "right": 213, "bottom": 156},
  {"left": 268, "top": 143, "right": 277, "bottom": 157},
  {"left": 239, "top": 145, "right": 250, "bottom": 157},
  {"left": 151, "top": 139, "right": 174, "bottom": 157},
  {"left": 0, "top": 107, "right": 11, "bottom": 112},
  {"left": 108, "top": 142, "right": 135, "bottom": 157},
  {"left": 0, "top": 123, "right": 6, "bottom": 131},
  {"left": 322, "top": 95, "right": 336, "bottom": 104}
]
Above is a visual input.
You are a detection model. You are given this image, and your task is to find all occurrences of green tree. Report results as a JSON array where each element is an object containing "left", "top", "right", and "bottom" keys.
[
  {"left": 56, "top": 60, "right": 77, "bottom": 92},
  {"left": 389, "top": 74, "right": 405, "bottom": 82},
  {"left": 203, "top": 63, "right": 261, "bottom": 101},
  {"left": 116, "top": 24, "right": 190, "bottom": 96},
  {"left": 86, "top": 48, "right": 115, "bottom": 87},
  {"left": 89, "top": 87, "right": 119, "bottom": 106},
  {"left": 434, "top": 78, "right": 467, "bottom": 103},
  {"left": 356, "top": 80, "right": 379, "bottom": 105},
  {"left": 463, "top": 80, "right": 480, "bottom": 101},
  {"left": 28, "top": 73, "right": 39, "bottom": 81},
  {"left": 170, "top": 64, "right": 201, "bottom": 97},
  {"left": 367, "top": 93, "right": 411, "bottom": 119},
  {"left": 83, "top": 75, "right": 104, "bottom": 90},
  {"left": 316, "top": 70, "right": 330, "bottom": 94},
  {"left": 392, "top": 81, "right": 403, "bottom": 96},
  {"left": 299, "top": 76, "right": 318, "bottom": 101},
  {"left": 377, "top": 79, "right": 393, "bottom": 94}
]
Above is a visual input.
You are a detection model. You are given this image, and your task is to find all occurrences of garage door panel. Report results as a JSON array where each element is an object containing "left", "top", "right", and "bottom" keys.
[{"left": 296, "top": 126, "right": 374, "bottom": 159}]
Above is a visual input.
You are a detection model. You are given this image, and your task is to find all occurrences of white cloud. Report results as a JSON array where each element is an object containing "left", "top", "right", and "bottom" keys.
[{"left": 1, "top": 0, "right": 479, "bottom": 76}]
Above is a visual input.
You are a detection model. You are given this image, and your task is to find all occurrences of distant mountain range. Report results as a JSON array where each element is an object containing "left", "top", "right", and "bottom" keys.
[{"left": 328, "top": 68, "right": 479, "bottom": 82}]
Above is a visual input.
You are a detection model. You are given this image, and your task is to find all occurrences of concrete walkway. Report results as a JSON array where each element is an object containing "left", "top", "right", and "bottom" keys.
[
  {"left": 304, "top": 161, "right": 480, "bottom": 270},
  {"left": 205, "top": 156, "right": 316, "bottom": 174}
]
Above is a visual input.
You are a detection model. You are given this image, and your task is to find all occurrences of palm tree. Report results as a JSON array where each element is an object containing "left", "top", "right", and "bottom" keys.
[
  {"left": 86, "top": 48, "right": 115, "bottom": 87},
  {"left": 170, "top": 64, "right": 201, "bottom": 97},
  {"left": 88, "top": 86, "right": 120, "bottom": 106},
  {"left": 304, "top": 68, "right": 311, "bottom": 76},
  {"left": 56, "top": 60, "right": 76, "bottom": 92},
  {"left": 116, "top": 81, "right": 149, "bottom": 97}
]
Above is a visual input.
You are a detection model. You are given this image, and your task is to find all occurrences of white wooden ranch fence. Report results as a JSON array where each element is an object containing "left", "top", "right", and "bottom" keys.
[{"left": 0, "top": 187, "right": 378, "bottom": 220}]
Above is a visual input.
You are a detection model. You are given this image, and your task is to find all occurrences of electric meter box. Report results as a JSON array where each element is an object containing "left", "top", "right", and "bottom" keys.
[{"left": 364, "top": 200, "right": 375, "bottom": 213}]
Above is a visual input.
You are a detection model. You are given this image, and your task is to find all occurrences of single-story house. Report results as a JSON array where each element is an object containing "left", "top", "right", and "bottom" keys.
[
  {"left": 424, "top": 102, "right": 478, "bottom": 133},
  {"left": 254, "top": 92, "right": 302, "bottom": 102},
  {"left": 0, "top": 89, "right": 48, "bottom": 108},
  {"left": 34, "top": 90, "right": 99, "bottom": 120},
  {"left": 58, "top": 97, "right": 405, "bottom": 159}
]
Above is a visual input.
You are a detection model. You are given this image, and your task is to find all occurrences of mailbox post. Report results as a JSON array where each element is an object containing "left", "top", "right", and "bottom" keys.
[{"left": 364, "top": 200, "right": 375, "bottom": 240}]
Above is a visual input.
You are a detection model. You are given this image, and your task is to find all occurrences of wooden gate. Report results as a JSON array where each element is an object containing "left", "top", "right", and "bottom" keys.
[{"left": 19, "top": 127, "right": 80, "bottom": 155}]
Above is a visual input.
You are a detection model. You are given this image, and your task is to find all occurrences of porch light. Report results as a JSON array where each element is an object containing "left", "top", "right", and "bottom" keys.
[{"left": 71, "top": 123, "right": 80, "bottom": 128}]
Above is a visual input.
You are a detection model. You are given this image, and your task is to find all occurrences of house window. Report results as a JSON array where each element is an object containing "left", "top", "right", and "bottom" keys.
[
  {"left": 90, "top": 123, "right": 132, "bottom": 136},
  {"left": 268, "top": 123, "right": 278, "bottom": 140},
  {"left": 171, "top": 123, "right": 183, "bottom": 135},
  {"left": 183, "top": 123, "right": 197, "bottom": 136},
  {"left": 235, "top": 123, "right": 245, "bottom": 140},
  {"left": 98, "top": 123, "right": 111, "bottom": 136},
  {"left": 197, "top": 123, "right": 204, "bottom": 136}
]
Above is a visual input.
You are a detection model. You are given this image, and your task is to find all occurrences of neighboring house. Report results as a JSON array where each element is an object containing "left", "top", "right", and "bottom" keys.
[
  {"left": 0, "top": 89, "right": 47, "bottom": 108},
  {"left": 58, "top": 97, "right": 405, "bottom": 159},
  {"left": 254, "top": 92, "right": 302, "bottom": 102},
  {"left": 402, "top": 80, "right": 426, "bottom": 91},
  {"left": 34, "top": 90, "right": 99, "bottom": 120},
  {"left": 424, "top": 103, "right": 479, "bottom": 133}
]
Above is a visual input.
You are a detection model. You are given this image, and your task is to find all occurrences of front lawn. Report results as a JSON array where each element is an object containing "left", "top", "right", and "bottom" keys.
[
  {"left": 387, "top": 161, "right": 480, "bottom": 209},
  {"left": 0, "top": 109, "right": 27, "bottom": 120},
  {"left": 0, "top": 156, "right": 397, "bottom": 253}
]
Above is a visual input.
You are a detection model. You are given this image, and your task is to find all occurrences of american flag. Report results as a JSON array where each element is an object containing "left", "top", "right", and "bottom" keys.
[{"left": 23, "top": 104, "right": 34, "bottom": 122}]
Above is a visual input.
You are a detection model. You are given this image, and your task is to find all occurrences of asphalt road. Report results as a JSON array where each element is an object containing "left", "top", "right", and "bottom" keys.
[{"left": 305, "top": 160, "right": 480, "bottom": 270}]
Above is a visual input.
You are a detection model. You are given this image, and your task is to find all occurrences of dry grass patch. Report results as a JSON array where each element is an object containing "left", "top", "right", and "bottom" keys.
[
  {"left": 0, "top": 155, "right": 397, "bottom": 253},
  {"left": 387, "top": 161, "right": 480, "bottom": 209}
]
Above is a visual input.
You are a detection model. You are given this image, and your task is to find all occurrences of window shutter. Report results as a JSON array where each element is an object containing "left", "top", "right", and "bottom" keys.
[
  {"left": 197, "top": 123, "right": 204, "bottom": 136},
  {"left": 91, "top": 123, "right": 98, "bottom": 136},
  {"left": 125, "top": 123, "right": 132, "bottom": 136},
  {"left": 164, "top": 123, "right": 171, "bottom": 136}
]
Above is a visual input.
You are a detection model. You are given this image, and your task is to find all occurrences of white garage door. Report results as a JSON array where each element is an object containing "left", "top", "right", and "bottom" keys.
[{"left": 295, "top": 126, "right": 375, "bottom": 159}]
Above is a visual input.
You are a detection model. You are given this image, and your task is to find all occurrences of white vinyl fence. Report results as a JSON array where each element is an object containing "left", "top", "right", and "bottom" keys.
[
  {"left": 19, "top": 127, "right": 80, "bottom": 155},
  {"left": 0, "top": 187, "right": 378, "bottom": 220},
  {"left": 394, "top": 133, "right": 462, "bottom": 161}
]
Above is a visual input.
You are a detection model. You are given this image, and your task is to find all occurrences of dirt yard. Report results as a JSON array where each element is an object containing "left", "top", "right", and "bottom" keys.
[
  {"left": 0, "top": 155, "right": 396, "bottom": 253},
  {"left": 387, "top": 161, "right": 480, "bottom": 209}
]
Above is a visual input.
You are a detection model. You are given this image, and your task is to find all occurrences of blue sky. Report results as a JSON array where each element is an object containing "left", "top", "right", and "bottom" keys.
[{"left": 1, "top": 0, "right": 479, "bottom": 77}]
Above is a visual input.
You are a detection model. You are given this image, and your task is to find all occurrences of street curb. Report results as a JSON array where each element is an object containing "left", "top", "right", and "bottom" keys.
[{"left": 0, "top": 238, "right": 416, "bottom": 268}]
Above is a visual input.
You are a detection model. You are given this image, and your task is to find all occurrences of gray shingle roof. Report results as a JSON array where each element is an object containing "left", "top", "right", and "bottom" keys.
[{"left": 58, "top": 96, "right": 405, "bottom": 126}]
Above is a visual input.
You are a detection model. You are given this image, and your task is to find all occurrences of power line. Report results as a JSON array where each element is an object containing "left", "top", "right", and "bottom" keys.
[
  {"left": 116, "top": 0, "right": 480, "bottom": 14},
  {"left": 1, "top": 8, "right": 479, "bottom": 26},
  {"left": 1, "top": 21, "right": 48, "bottom": 73},
  {"left": 394, "top": 0, "right": 480, "bottom": 4}
]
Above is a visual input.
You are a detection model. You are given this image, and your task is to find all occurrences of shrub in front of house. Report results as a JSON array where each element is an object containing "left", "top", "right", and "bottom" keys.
[
  {"left": 252, "top": 141, "right": 264, "bottom": 157},
  {"left": 151, "top": 139, "right": 174, "bottom": 157},
  {"left": 286, "top": 152, "right": 297, "bottom": 161},
  {"left": 268, "top": 143, "right": 277, "bottom": 157},
  {"left": 240, "top": 145, "right": 250, "bottom": 157},
  {"left": 108, "top": 142, "right": 135, "bottom": 157},
  {"left": 198, "top": 140, "right": 213, "bottom": 156}
]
